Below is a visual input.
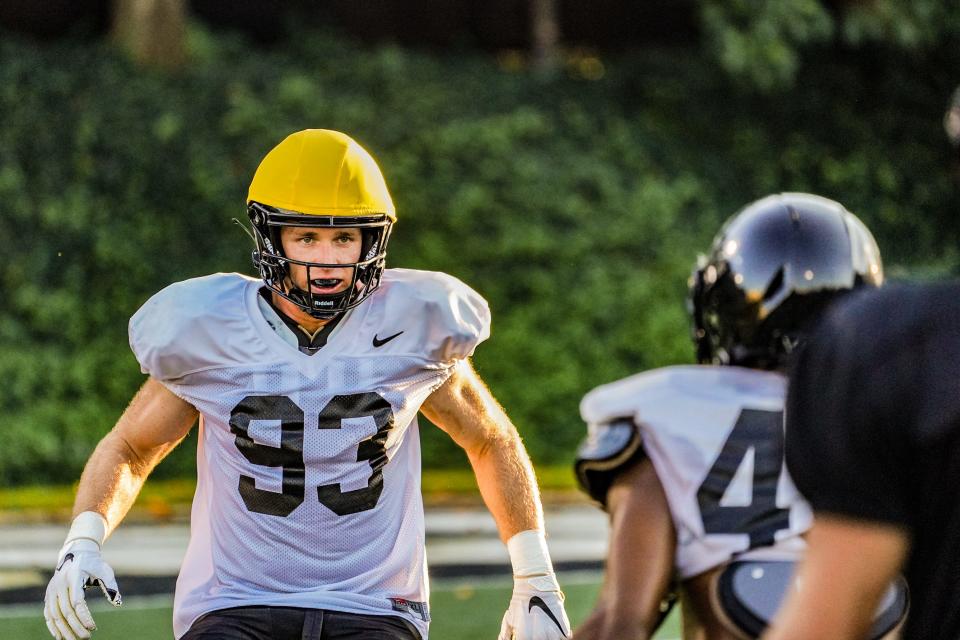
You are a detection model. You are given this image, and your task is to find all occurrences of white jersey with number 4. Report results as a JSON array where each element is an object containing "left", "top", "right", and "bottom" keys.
[
  {"left": 129, "top": 269, "right": 490, "bottom": 639},
  {"left": 580, "top": 365, "right": 812, "bottom": 579}
]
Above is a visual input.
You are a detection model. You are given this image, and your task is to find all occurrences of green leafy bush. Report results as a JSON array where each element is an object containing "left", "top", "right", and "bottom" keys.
[{"left": 0, "top": 26, "right": 957, "bottom": 484}]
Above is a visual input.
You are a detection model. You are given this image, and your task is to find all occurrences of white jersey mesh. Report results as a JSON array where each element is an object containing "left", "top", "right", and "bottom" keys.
[
  {"left": 580, "top": 365, "right": 812, "bottom": 579},
  {"left": 129, "top": 270, "right": 490, "bottom": 639}
]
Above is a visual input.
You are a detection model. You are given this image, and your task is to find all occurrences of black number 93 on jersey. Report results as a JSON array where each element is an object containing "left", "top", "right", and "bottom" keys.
[{"left": 229, "top": 392, "right": 395, "bottom": 517}]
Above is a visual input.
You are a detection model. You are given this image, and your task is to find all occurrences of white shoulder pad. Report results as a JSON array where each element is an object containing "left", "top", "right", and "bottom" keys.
[
  {"left": 579, "top": 365, "right": 762, "bottom": 426},
  {"left": 579, "top": 367, "right": 685, "bottom": 426},
  {"left": 128, "top": 273, "right": 258, "bottom": 382},
  {"left": 379, "top": 269, "right": 491, "bottom": 363}
]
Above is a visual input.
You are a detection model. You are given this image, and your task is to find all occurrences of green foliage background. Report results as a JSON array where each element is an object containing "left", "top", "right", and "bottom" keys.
[{"left": 1, "top": 12, "right": 958, "bottom": 484}]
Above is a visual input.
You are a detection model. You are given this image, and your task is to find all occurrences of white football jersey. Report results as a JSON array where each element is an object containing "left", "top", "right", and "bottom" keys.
[
  {"left": 580, "top": 365, "right": 811, "bottom": 579},
  {"left": 129, "top": 269, "right": 490, "bottom": 639}
]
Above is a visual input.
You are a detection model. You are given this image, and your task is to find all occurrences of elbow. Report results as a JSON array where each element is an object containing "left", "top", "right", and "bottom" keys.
[
  {"left": 464, "top": 433, "right": 495, "bottom": 463},
  {"left": 109, "top": 431, "right": 155, "bottom": 478},
  {"left": 464, "top": 426, "right": 517, "bottom": 463}
]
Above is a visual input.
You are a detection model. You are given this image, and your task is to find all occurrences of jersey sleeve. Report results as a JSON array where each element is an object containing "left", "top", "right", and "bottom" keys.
[
  {"left": 429, "top": 273, "right": 490, "bottom": 363},
  {"left": 785, "top": 288, "right": 913, "bottom": 527},
  {"left": 130, "top": 284, "right": 184, "bottom": 382},
  {"left": 128, "top": 274, "right": 252, "bottom": 383},
  {"left": 382, "top": 270, "right": 491, "bottom": 364}
]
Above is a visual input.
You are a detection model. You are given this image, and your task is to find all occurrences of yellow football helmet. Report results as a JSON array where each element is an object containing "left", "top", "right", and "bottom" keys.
[{"left": 247, "top": 129, "right": 395, "bottom": 317}]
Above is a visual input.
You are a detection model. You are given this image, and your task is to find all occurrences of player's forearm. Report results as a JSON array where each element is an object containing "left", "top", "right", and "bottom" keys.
[
  {"left": 467, "top": 430, "right": 544, "bottom": 541},
  {"left": 71, "top": 378, "right": 197, "bottom": 534},
  {"left": 589, "top": 459, "right": 674, "bottom": 639},
  {"left": 421, "top": 361, "right": 545, "bottom": 539},
  {"left": 72, "top": 430, "right": 174, "bottom": 534}
]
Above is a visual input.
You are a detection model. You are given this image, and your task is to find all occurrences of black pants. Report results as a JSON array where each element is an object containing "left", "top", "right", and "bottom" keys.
[{"left": 181, "top": 606, "right": 422, "bottom": 640}]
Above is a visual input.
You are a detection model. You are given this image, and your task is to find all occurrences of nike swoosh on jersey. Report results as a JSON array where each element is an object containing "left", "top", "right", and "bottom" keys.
[
  {"left": 372, "top": 331, "right": 404, "bottom": 347},
  {"left": 528, "top": 595, "right": 566, "bottom": 634}
]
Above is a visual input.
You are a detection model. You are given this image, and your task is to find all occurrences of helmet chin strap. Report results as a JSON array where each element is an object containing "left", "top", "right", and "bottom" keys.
[
  {"left": 279, "top": 284, "right": 345, "bottom": 320},
  {"left": 278, "top": 270, "right": 370, "bottom": 320}
]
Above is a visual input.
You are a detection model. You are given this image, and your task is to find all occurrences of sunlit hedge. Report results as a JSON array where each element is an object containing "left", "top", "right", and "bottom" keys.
[{"left": 1, "top": 27, "right": 957, "bottom": 483}]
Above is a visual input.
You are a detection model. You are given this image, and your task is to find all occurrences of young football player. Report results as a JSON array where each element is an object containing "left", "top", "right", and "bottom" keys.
[
  {"left": 765, "top": 279, "right": 960, "bottom": 640},
  {"left": 42, "top": 129, "right": 570, "bottom": 640},
  {"left": 572, "top": 193, "right": 907, "bottom": 639}
]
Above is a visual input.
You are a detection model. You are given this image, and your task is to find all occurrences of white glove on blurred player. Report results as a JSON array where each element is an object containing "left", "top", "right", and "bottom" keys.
[
  {"left": 43, "top": 512, "right": 122, "bottom": 640},
  {"left": 498, "top": 530, "right": 571, "bottom": 640},
  {"left": 499, "top": 572, "right": 571, "bottom": 640}
]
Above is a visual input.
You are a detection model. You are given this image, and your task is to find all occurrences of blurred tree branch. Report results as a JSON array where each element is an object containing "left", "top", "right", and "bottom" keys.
[
  {"left": 111, "top": 0, "right": 186, "bottom": 69},
  {"left": 530, "top": 0, "right": 560, "bottom": 74}
]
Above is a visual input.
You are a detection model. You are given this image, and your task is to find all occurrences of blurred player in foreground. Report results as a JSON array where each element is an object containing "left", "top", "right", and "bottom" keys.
[
  {"left": 765, "top": 279, "right": 960, "bottom": 640},
  {"left": 42, "top": 129, "right": 570, "bottom": 640},
  {"left": 573, "top": 193, "right": 907, "bottom": 639}
]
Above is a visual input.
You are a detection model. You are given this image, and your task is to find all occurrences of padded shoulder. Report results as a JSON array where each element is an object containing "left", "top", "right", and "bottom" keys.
[
  {"left": 129, "top": 273, "right": 260, "bottom": 382},
  {"left": 574, "top": 368, "right": 688, "bottom": 505},
  {"left": 378, "top": 269, "right": 491, "bottom": 363},
  {"left": 573, "top": 417, "right": 645, "bottom": 506},
  {"left": 580, "top": 365, "right": 784, "bottom": 425},
  {"left": 575, "top": 365, "right": 784, "bottom": 506},
  {"left": 580, "top": 366, "right": 695, "bottom": 425}
]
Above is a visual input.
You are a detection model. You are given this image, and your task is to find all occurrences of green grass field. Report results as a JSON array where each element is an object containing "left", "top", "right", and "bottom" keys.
[{"left": 0, "top": 574, "right": 682, "bottom": 639}]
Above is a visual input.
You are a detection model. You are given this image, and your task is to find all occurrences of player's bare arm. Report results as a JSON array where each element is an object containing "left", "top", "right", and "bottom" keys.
[
  {"left": 44, "top": 378, "right": 197, "bottom": 640},
  {"left": 421, "top": 358, "right": 571, "bottom": 639},
  {"left": 421, "top": 359, "right": 541, "bottom": 539},
  {"left": 74, "top": 378, "right": 198, "bottom": 528},
  {"left": 575, "top": 457, "right": 676, "bottom": 640},
  {"left": 763, "top": 516, "right": 908, "bottom": 640}
]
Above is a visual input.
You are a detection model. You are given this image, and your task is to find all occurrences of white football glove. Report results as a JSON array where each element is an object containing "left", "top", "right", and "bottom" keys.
[
  {"left": 498, "top": 573, "right": 571, "bottom": 640},
  {"left": 43, "top": 539, "right": 122, "bottom": 640}
]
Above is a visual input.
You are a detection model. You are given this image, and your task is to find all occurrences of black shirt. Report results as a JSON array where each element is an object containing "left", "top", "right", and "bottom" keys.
[{"left": 787, "top": 281, "right": 960, "bottom": 640}]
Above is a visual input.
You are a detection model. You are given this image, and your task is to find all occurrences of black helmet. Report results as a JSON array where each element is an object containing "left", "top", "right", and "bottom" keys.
[{"left": 689, "top": 193, "right": 883, "bottom": 368}]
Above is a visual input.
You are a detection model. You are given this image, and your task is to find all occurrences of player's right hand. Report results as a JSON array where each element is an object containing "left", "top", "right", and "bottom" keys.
[{"left": 43, "top": 540, "right": 122, "bottom": 640}]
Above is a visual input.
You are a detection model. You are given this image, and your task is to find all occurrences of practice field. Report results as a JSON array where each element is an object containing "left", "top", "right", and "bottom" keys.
[{"left": 0, "top": 573, "right": 682, "bottom": 639}]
